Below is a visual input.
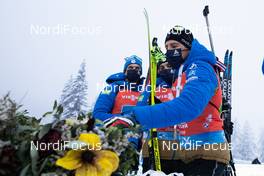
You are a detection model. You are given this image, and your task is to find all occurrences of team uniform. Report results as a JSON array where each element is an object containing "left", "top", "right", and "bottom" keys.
[{"left": 135, "top": 39, "right": 230, "bottom": 175}]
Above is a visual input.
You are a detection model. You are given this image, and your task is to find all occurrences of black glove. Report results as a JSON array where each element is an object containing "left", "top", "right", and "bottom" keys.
[
  {"left": 223, "top": 119, "right": 234, "bottom": 135},
  {"left": 148, "top": 96, "right": 162, "bottom": 105}
]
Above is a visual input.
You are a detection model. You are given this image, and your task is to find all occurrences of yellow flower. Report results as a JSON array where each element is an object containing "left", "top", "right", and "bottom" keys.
[{"left": 56, "top": 133, "right": 119, "bottom": 176}]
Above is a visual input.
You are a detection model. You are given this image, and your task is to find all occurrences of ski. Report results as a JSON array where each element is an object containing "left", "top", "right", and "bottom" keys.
[
  {"left": 222, "top": 50, "right": 230, "bottom": 106},
  {"left": 143, "top": 8, "right": 165, "bottom": 171},
  {"left": 222, "top": 50, "right": 233, "bottom": 144},
  {"left": 143, "top": 8, "right": 161, "bottom": 171},
  {"left": 222, "top": 50, "right": 233, "bottom": 143},
  {"left": 222, "top": 50, "right": 236, "bottom": 176}
]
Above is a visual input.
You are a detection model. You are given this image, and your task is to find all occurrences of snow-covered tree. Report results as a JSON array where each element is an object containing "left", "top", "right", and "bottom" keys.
[
  {"left": 232, "top": 118, "right": 243, "bottom": 160},
  {"left": 239, "top": 121, "right": 258, "bottom": 161},
  {"left": 60, "top": 61, "right": 88, "bottom": 119},
  {"left": 258, "top": 129, "right": 264, "bottom": 162},
  {"left": 60, "top": 75, "right": 74, "bottom": 109}
]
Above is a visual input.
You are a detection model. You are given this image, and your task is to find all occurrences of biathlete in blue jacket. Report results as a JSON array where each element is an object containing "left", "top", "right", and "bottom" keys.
[
  {"left": 93, "top": 55, "right": 144, "bottom": 125},
  {"left": 104, "top": 26, "right": 230, "bottom": 176}
]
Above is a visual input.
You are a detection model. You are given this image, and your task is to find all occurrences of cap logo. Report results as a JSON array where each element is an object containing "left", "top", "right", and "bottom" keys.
[
  {"left": 181, "top": 38, "right": 190, "bottom": 47},
  {"left": 131, "top": 59, "right": 136, "bottom": 64}
]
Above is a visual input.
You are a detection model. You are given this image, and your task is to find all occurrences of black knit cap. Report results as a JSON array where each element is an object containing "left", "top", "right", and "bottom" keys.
[
  {"left": 165, "top": 25, "right": 194, "bottom": 49},
  {"left": 157, "top": 60, "right": 167, "bottom": 69}
]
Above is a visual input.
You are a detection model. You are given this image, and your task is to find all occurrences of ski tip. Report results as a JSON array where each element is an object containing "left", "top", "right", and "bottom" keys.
[
  {"left": 143, "top": 8, "right": 148, "bottom": 14},
  {"left": 229, "top": 51, "right": 233, "bottom": 60},
  {"left": 143, "top": 8, "right": 149, "bottom": 19},
  {"left": 224, "top": 50, "right": 229, "bottom": 58}
]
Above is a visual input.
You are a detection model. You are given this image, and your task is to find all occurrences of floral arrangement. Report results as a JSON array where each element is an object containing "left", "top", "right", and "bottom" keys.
[{"left": 0, "top": 94, "right": 140, "bottom": 176}]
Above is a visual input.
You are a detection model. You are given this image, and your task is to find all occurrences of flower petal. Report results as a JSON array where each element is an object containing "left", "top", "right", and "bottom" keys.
[
  {"left": 95, "top": 158, "right": 113, "bottom": 176},
  {"left": 78, "top": 133, "right": 101, "bottom": 147},
  {"left": 56, "top": 150, "right": 82, "bottom": 170},
  {"left": 75, "top": 164, "right": 97, "bottom": 176},
  {"left": 95, "top": 150, "right": 119, "bottom": 173}
]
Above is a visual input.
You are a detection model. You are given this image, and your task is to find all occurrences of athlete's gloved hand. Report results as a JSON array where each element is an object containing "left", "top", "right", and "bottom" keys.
[
  {"left": 103, "top": 113, "right": 138, "bottom": 128},
  {"left": 103, "top": 114, "right": 142, "bottom": 151},
  {"left": 149, "top": 96, "right": 162, "bottom": 104},
  {"left": 224, "top": 119, "right": 234, "bottom": 135}
]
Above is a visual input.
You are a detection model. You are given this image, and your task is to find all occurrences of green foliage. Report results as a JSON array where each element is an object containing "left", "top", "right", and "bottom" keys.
[
  {"left": 0, "top": 94, "right": 140, "bottom": 176},
  {"left": 0, "top": 93, "right": 38, "bottom": 175}
]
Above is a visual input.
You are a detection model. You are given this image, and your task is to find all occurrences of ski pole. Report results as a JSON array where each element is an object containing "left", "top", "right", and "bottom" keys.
[
  {"left": 203, "top": 5, "right": 215, "bottom": 54},
  {"left": 203, "top": 6, "right": 236, "bottom": 176}
]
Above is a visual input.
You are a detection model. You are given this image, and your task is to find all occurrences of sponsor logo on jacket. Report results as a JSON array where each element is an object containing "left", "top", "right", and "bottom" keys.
[{"left": 121, "top": 94, "right": 138, "bottom": 101}]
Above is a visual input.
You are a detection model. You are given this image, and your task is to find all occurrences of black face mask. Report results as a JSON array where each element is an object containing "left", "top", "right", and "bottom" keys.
[
  {"left": 165, "top": 49, "right": 185, "bottom": 69},
  {"left": 158, "top": 69, "right": 174, "bottom": 85},
  {"left": 126, "top": 70, "right": 141, "bottom": 83}
]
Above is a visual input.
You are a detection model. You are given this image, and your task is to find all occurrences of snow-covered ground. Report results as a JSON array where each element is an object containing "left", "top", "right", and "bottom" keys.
[
  {"left": 140, "top": 164, "right": 264, "bottom": 176},
  {"left": 235, "top": 164, "right": 264, "bottom": 176}
]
